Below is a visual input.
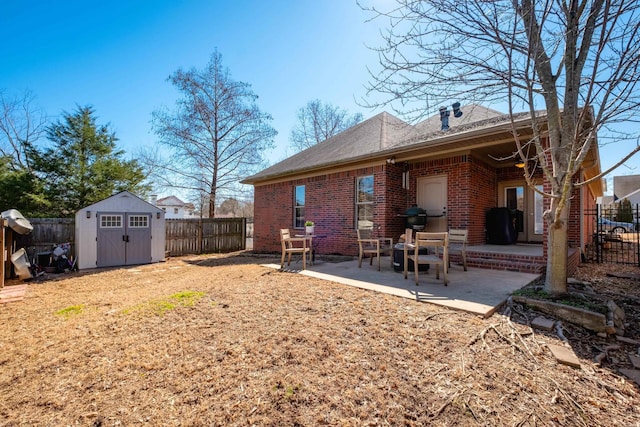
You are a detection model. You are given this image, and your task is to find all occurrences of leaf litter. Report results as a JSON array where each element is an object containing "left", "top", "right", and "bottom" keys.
[{"left": 0, "top": 253, "right": 638, "bottom": 426}]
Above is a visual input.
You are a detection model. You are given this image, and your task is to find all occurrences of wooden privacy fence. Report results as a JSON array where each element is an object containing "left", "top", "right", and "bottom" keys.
[
  {"left": 14, "top": 218, "right": 75, "bottom": 258},
  {"left": 165, "top": 218, "right": 246, "bottom": 256},
  {"left": 12, "top": 217, "right": 246, "bottom": 259}
]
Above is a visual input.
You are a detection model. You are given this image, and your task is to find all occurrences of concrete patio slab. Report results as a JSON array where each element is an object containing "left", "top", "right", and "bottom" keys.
[{"left": 264, "top": 257, "right": 540, "bottom": 317}]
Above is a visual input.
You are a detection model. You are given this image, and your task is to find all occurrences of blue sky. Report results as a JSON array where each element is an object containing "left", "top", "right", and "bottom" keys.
[
  {"left": 1, "top": 1, "right": 387, "bottom": 171},
  {"left": 1, "top": 0, "right": 637, "bottom": 198}
]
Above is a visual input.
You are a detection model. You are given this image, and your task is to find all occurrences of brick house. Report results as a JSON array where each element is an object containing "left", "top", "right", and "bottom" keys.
[{"left": 242, "top": 105, "right": 602, "bottom": 274}]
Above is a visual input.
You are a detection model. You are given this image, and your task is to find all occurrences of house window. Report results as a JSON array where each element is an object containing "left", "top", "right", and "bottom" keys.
[
  {"left": 356, "top": 175, "right": 374, "bottom": 229},
  {"left": 174, "top": 208, "right": 179, "bottom": 214},
  {"left": 505, "top": 186, "right": 524, "bottom": 211},
  {"left": 294, "top": 185, "right": 305, "bottom": 228}
]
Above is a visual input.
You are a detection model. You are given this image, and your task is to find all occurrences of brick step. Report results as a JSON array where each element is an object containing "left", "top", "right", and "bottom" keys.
[{"left": 464, "top": 256, "right": 545, "bottom": 274}]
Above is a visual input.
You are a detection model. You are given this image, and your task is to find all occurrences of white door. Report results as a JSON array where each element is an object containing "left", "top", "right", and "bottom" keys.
[{"left": 417, "top": 175, "right": 448, "bottom": 232}]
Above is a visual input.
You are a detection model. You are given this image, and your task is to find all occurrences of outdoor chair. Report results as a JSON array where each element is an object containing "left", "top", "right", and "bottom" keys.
[
  {"left": 280, "top": 228, "right": 312, "bottom": 270},
  {"left": 448, "top": 229, "right": 468, "bottom": 271},
  {"left": 357, "top": 228, "right": 393, "bottom": 271},
  {"left": 405, "top": 231, "right": 449, "bottom": 286}
]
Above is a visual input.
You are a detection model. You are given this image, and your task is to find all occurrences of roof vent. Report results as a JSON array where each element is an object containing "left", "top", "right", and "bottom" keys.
[
  {"left": 452, "top": 102, "right": 463, "bottom": 118},
  {"left": 439, "top": 107, "right": 450, "bottom": 130},
  {"left": 440, "top": 102, "right": 463, "bottom": 131}
]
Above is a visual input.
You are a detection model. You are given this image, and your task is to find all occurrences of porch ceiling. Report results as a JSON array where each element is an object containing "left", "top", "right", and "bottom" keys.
[{"left": 470, "top": 139, "right": 528, "bottom": 168}]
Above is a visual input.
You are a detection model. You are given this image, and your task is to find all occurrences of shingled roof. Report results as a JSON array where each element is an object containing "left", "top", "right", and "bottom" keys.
[
  {"left": 242, "top": 112, "right": 415, "bottom": 183},
  {"left": 413, "top": 104, "right": 504, "bottom": 134},
  {"left": 242, "top": 105, "right": 546, "bottom": 184}
]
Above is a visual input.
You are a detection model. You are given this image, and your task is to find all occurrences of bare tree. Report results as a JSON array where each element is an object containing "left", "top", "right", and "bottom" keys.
[
  {"left": 0, "top": 89, "right": 47, "bottom": 171},
  {"left": 151, "top": 50, "right": 276, "bottom": 218},
  {"left": 290, "top": 99, "right": 363, "bottom": 151},
  {"left": 217, "top": 197, "right": 241, "bottom": 216},
  {"left": 363, "top": 0, "right": 640, "bottom": 294}
]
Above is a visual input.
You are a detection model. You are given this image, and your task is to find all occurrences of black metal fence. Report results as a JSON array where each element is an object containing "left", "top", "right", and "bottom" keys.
[{"left": 583, "top": 204, "right": 640, "bottom": 266}]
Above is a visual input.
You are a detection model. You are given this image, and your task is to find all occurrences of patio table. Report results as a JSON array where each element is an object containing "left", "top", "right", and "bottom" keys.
[{"left": 295, "top": 234, "right": 325, "bottom": 262}]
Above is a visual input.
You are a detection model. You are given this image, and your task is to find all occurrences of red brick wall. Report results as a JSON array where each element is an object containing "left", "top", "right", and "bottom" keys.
[
  {"left": 382, "top": 162, "right": 407, "bottom": 240},
  {"left": 468, "top": 159, "right": 498, "bottom": 244},
  {"left": 580, "top": 177, "right": 598, "bottom": 254},
  {"left": 568, "top": 182, "right": 582, "bottom": 249},
  {"left": 406, "top": 155, "right": 497, "bottom": 245},
  {"left": 252, "top": 151, "right": 594, "bottom": 272},
  {"left": 567, "top": 247, "right": 581, "bottom": 276},
  {"left": 537, "top": 159, "right": 587, "bottom": 274},
  {"left": 253, "top": 165, "right": 395, "bottom": 256}
]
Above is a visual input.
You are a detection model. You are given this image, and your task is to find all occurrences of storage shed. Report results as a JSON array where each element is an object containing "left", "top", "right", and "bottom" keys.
[{"left": 75, "top": 191, "right": 165, "bottom": 270}]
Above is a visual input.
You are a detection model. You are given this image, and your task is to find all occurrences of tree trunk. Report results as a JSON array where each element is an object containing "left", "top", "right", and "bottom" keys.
[
  {"left": 545, "top": 203, "right": 570, "bottom": 295},
  {"left": 208, "top": 186, "right": 216, "bottom": 219}
]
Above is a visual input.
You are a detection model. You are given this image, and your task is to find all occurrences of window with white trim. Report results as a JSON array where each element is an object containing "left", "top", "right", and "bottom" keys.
[
  {"left": 128, "top": 215, "right": 149, "bottom": 228},
  {"left": 356, "top": 175, "right": 374, "bottom": 229},
  {"left": 294, "top": 185, "right": 305, "bottom": 228},
  {"left": 100, "top": 215, "right": 123, "bottom": 228}
]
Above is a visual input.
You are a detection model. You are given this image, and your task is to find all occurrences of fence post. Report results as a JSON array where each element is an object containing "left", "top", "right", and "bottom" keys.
[{"left": 242, "top": 217, "right": 247, "bottom": 250}]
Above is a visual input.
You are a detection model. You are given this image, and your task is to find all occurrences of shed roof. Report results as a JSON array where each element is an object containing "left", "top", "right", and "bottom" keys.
[{"left": 76, "top": 191, "right": 164, "bottom": 213}]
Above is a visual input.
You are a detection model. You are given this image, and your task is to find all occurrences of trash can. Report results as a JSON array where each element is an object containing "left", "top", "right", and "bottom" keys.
[
  {"left": 10, "top": 248, "right": 32, "bottom": 280},
  {"left": 485, "top": 207, "right": 517, "bottom": 244},
  {"left": 393, "top": 243, "right": 429, "bottom": 272}
]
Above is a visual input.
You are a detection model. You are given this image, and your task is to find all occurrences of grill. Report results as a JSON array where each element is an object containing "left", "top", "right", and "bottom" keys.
[{"left": 404, "top": 206, "right": 427, "bottom": 231}]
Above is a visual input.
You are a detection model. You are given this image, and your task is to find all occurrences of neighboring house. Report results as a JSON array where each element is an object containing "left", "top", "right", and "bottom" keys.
[
  {"left": 242, "top": 105, "right": 602, "bottom": 274},
  {"left": 151, "top": 195, "right": 196, "bottom": 219},
  {"left": 597, "top": 175, "right": 640, "bottom": 206},
  {"left": 618, "top": 188, "right": 640, "bottom": 205},
  {"left": 598, "top": 195, "right": 615, "bottom": 206},
  {"left": 613, "top": 174, "right": 640, "bottom": 201}
]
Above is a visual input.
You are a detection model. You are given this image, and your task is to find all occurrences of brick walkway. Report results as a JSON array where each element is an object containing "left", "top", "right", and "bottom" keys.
[{"left": 0, "top": 284, "right": 27, "bottom": 303}]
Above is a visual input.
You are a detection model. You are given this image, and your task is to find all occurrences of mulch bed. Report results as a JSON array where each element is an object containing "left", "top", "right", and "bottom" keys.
[{"left": 0, "top": 253, "right": 638, "bottom": 426}]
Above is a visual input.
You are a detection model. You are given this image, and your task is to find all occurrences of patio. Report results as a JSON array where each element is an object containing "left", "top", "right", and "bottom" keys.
[{"left": 264, "top": 245, "right": 541, "bottom": 318}]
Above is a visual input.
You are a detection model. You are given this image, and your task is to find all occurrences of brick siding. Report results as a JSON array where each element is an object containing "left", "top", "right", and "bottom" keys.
[{"left": 253, "top": 152, "right": 593, "bottom": 275}]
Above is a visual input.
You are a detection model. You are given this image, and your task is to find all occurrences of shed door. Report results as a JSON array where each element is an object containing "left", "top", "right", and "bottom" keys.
[
  {"left": 97, "top": 213, "right": 126, "bottom": 267},
  {"left": 97, "top": 213, "right": 152, "bottom": 267},
  {"left": 125, "top": 214, "right": 152, "bottom": 265}
]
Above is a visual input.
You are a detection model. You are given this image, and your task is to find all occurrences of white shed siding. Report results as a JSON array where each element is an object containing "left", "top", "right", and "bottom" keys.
[{"left": 75, "top": 191, "right": 165, "bottom": 270}]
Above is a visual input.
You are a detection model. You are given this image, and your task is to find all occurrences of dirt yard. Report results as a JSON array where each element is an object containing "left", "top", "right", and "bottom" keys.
[{"left": 0, "top": 253, "right": 639, "bottom": 426}]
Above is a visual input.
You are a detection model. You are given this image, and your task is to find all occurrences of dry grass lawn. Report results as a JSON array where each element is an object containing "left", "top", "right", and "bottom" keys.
[{"left": 0, "top": 253, "right": 639, "bottom": 426}]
